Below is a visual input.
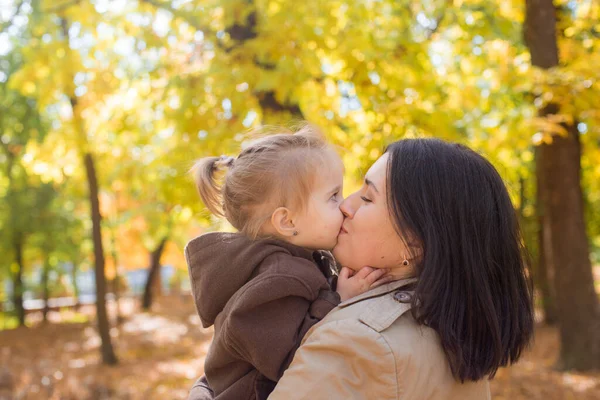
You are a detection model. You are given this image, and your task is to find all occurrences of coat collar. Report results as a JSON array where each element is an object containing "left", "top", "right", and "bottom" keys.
[{"left": 338, "top": 277, "right": 418, "bottom": 308}]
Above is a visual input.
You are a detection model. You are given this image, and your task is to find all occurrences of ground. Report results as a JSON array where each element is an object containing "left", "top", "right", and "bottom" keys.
[{"left": 0, "top": 295, "right": 598, "bottom": 400}]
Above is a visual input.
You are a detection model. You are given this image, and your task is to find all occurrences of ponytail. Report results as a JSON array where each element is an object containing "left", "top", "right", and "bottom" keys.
[{"left": 191, "top": 156, "right": 235, "bottom": 217}]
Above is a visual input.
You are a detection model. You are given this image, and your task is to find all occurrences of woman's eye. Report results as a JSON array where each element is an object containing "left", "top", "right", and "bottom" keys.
[{"left": 360, "top": 196, "right": 372, "bottom": 203}]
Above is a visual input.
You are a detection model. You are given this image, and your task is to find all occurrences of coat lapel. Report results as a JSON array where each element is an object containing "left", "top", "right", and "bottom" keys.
[{"left": 338, "top": 278, "right": 417, "bottom": 308}]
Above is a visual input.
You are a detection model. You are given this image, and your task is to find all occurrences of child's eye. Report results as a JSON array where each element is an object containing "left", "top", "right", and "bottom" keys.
[
  {"left": 361, "top": 196, "right": 372, "bottom": 203},
  {"left": 330, "top": 192, "right": 339, "bottom": 201}
]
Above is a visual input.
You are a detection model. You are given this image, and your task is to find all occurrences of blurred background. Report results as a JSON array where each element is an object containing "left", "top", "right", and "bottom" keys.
[{"left": 0, "top": 0, "right": 599, "bottom": 399}]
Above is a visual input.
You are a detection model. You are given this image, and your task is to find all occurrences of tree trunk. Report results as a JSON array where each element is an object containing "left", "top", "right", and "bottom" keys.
[
  {"left": 109, "top": 230, "right": 124, "bottom": 324},
  {"left": 536, "top": 118, "right": 600, "bottom": 370},
  {"left": 71, "top": 259, "right": 80, "bottom": 309},
  {"left": 42, "top": 257, "right": 50, "bottom": 323},
  {"left": 84, "top": 152, "right": 118, "bottom": 365},
  {"left": 520, "top": 171, "right": 556, "bottom": 324},
  {"left": 12, "top": 233, "right": 25, "bottom": 327},
  {"left": 534, "top": 148, "right": 558, "bottom": 324},
  {"left": 525, "top": 0, "right": 600, "bottom": 370},
  {"left": 141, "top": 237, "right": 168, "bottom": 311}
]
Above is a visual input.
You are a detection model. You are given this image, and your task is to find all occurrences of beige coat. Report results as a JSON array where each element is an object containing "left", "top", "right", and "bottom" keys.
[{"left": 268, "top": 279, "right": 491, "bottom": 400}]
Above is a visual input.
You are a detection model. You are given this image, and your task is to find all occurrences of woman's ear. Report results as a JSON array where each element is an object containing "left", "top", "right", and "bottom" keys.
[
  {"left": 400, "top": 236, "right": 424, "bottom": 267},
  {"left": 407, "top": 245, "right": 424, "bottom": 268},
  {"left": 271, "top": 207, "right": 297, "bottom": 237}
]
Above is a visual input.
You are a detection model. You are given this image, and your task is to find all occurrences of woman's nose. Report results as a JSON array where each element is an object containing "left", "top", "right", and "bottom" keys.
[{"left": 339, "top": 195, "right": 355, "bottom": 218}]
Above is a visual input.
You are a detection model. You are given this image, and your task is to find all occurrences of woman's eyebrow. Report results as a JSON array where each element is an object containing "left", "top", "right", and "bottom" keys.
[{"left": 365, "top": 178, "right": 379, "bottom": 194}]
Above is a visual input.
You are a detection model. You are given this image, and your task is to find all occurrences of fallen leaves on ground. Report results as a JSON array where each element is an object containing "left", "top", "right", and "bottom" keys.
[{"left": 0, "top": 295, "right": 598, "bottom": 399}]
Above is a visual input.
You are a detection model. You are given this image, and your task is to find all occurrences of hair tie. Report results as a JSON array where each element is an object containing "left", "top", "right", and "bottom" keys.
[{"left": 215, "top": 155, "right": 235, "bottom": 169}]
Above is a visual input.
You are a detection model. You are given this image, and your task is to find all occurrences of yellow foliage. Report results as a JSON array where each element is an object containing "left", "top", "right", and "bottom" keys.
[{"left": 2, "top": 0, "right": 600, "bottom": 282}]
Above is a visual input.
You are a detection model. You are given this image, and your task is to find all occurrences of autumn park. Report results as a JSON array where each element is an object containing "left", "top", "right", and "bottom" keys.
[{"left": 1, "top": 0, "right": 599, "bottom": 399}]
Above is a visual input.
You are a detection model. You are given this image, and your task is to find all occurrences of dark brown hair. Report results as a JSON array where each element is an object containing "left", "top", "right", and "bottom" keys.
[{"left": 385, "top": 138, "right": 534, "bottom": 382}]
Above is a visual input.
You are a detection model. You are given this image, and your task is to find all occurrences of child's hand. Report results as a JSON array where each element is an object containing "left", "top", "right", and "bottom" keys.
[{"left": 336, "top": 266, "right": 392, "bottom": 302}]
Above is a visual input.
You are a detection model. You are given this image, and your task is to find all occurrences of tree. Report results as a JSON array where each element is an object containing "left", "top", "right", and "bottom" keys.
[
  {"left": 524, "top": 0, "right": 600, "bottom": 370},
  {"left": 534, "top": 159, "right": 558, "bottom": 324},
  {"left": 32, "top": 183, "right": 61, "bottom": 323},
  {"left": 6, "top": 2, "right": 119, "bottom": 363},
  {"left": 141, "top": 236, "right": 168, "bottom": 311},
  {"left": 0, "top": 46, "right": 48, "bottom": 326}
]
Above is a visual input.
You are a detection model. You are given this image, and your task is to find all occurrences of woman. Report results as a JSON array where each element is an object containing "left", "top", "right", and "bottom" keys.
[
  {"left": 267, "top": 138, "right": 534, "bottom": 399},
  {"left": 190, "top": 138, "right": 534, "bottom": 399}
]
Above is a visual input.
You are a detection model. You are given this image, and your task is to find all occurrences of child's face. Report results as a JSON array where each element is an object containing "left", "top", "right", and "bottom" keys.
[{"left": 293, "top": 151, "right": 345, "bottom": 251}]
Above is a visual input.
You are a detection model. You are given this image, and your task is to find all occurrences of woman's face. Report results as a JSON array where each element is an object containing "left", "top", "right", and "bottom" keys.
[{"left": 333, "top": 153, "right": 414, "bottom": 275}]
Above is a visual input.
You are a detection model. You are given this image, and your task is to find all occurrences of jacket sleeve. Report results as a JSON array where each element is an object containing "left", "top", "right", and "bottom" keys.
[
  {"left": 267, "top": 320, "right": 397, "bottom": 400},
  {"left": 225, "top": 264, "right": 340, "bottom": 382},
  {"left": 187, "top": 376, "right": 214, "bottom": 400}
]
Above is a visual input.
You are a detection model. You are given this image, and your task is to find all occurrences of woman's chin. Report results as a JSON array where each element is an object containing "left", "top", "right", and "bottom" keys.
[
  {"left": 332, "top": 244, "right": 344, "bottom": 264},
  {"left": 332, "top": 245, "right": 352, "bottom": 269}
]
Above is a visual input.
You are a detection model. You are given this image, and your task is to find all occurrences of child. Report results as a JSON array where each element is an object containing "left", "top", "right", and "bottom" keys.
[{"left": 186, "top": 124, "right": 389, "bottom": 400}]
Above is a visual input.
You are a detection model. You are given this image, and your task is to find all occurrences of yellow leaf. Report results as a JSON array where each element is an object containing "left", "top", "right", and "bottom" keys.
[{"left": 23, "top": 81, "right": 37, "bottom": 95}]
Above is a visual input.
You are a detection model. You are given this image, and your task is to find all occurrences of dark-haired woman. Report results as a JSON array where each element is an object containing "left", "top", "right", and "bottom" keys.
[{"left": 266, "top": 138, "right": 534, "bottom": 400}]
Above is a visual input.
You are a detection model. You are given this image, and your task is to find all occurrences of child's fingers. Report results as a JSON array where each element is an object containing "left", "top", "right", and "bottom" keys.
[
  {"left": 353, "top": 266, "right": 375, "bottom": 280},
  {"left": 338, "top": 267, "right": 353, "bottom": 280},
  {"left": 362, "top": 268, "right": 388, "bottom": 286},
  {"left": 370, "top": 275, "right": 395, "bottom": 289}
]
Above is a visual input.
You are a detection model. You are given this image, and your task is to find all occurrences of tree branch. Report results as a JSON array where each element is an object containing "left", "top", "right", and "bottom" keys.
[
  {"left": 141, "top": 0, "right": 304, "bottom": 117},
  {"left": 425, "top": 0, "right": 452, "bottom": 40}
]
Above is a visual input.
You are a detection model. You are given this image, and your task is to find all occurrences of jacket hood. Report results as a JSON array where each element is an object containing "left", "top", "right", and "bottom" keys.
[{"left": 185, "top": 232, "right": 321, "bottom": 327}]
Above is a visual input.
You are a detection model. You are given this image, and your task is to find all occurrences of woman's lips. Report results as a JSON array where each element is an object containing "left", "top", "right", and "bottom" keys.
[{"left": 339, "top": 225, "right": 348, "bottom": 234}]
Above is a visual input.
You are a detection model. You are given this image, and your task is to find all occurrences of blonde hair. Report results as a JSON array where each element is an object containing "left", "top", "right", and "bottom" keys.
[{"left": 192, "top": 124, "right": 335, "bottom": 238}]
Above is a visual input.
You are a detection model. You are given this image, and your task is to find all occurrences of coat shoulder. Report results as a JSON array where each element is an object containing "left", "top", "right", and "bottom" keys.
[{"left": 325, "top": 288, "right": 414, "bottom": 333}]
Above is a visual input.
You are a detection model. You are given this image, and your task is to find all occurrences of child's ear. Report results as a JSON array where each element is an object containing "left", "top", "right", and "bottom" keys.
[{"left": 271, "top": 207, "right": 296, "bottom": 237}]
